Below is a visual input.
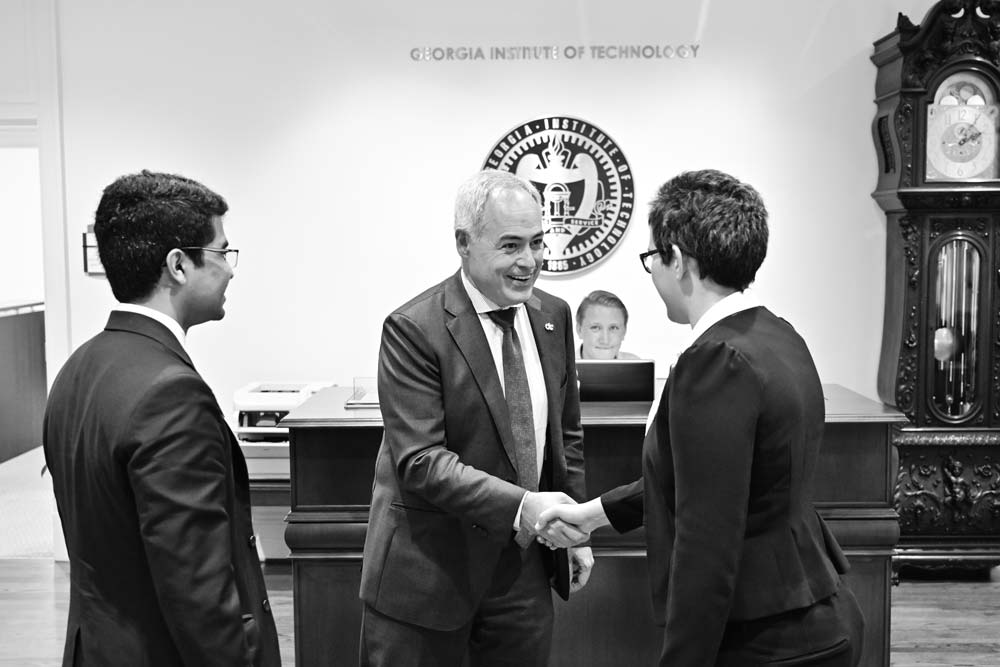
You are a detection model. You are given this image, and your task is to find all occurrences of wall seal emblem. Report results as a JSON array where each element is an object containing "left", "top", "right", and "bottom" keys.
[{"left": 482, "top": 116, "right": 634, "bottom": 274}]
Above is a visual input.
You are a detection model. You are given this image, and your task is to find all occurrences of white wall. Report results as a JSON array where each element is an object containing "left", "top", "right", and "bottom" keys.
[
  {"left": 0, "top": 148, "right": 43, "bottom": 305},
  {"left": 0, "top": 0, "right": 43, "bottom": 307},
  {"left": 0, "top": 0, "right": 37, "bottom": 124},
  {"left": 41, "top": 0, "right": 940, "bottom": 414}
]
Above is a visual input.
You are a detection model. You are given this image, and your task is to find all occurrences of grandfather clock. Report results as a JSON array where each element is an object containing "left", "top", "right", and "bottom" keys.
[{"left": 873, "top": 0, "right": 1000, "bottom": 571}]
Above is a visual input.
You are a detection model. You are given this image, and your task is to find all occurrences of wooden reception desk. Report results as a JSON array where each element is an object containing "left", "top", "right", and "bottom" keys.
[{"left": 282, "top": 384, "right": 903, "bottom": 666}]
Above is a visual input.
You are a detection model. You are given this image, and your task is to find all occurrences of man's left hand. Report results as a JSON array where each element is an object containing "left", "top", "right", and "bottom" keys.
[{"left": 569, "top": 546, "right": 594, "bottom": 593}]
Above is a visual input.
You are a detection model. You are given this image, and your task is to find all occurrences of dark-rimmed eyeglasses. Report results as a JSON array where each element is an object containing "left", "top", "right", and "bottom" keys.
[
  {"left": 638, "top": 248, "right": 665, "bottom": 274},
  {"left": 639, "top": 243, "right": 699, "bottom": 273},
  {"left": 180, "top": 247, "right": 240, "bottom": 268}
]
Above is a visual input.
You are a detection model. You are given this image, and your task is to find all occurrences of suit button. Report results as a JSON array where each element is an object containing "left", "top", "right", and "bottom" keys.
[
  {"left": 249, "top": 535, "right": 257, "bottom": 547},
  {"left": 262, "top": 599, "right": 271, "bottom": 613}
]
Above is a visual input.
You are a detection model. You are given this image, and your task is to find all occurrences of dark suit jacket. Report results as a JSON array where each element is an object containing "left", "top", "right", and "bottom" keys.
[
  {"left": 43, "top": 311, "right": 280, "bottom": 666},
  {"left": 602, "top": 307, "right": 848, "bottom": 665},
  {"left": 360, "top": 270, "right": 586, "bottom": 631}
]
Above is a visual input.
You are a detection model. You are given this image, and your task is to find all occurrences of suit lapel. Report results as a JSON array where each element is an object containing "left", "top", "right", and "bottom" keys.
[
  {"left": 524, "top": 293, "right": 562, "bottom": 450},
  {"left": 443, "top": 272, "right": 519, "bottom": 470}
]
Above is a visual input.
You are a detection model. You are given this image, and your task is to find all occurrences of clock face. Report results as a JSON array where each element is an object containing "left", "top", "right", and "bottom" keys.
[
  {"left": 925, "top": 72, "right": 999, "bottom": 182},
  {"left": 926, "top": 103, "right": 999, "bottom": 181}
]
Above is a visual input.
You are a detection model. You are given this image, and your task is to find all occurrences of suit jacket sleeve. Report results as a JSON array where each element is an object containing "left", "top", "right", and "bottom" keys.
[
  {"left": 659, "top": 341, "right": 760, "bottom": 665},
  {"left": 125, "top": 372, "right": 252, "bottom": 666},
  {"left": 601, "top": 477, "right": 644, "bottom": 533},
  {"left": 600, "top": 400, "right": 661, "bottom": 532},
  {"left": 378, "top": 311, "right": 525, "bottom": 539}
]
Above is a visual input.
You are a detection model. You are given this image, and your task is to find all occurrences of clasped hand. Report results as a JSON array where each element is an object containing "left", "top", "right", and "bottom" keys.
[
  {"left": 521, "top": 493, "right": 608, "bottom": 549},
  {"left": 520, "top": 492, "right": 597, "bottom": 593},
  {"left": 519, "top": 492, "right": 590, "bottom": 548},
  {"left": 532, "top": 497, "right": 609, "bottom": 549}
]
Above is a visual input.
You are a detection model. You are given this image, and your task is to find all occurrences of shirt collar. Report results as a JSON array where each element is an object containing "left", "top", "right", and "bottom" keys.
[
  {"left": 685, "top": 290, "right": 758, "bottom": 350},
  {"left": 113, "top": 303, "right": 187, "bottom": 351},
  {"left": 461, "top": 270, "right": 521, "bottom": 316}
]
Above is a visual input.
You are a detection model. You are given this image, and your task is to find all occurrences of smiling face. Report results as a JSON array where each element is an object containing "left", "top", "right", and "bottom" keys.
[
  {"left": 179, "top": 216, "right": 234, "bottom": 329},
  {"left": 577, "top": 304, "right": 627, "bottom": 359},
  {"left": 459, "top": 187, "right": 544, "bottom": 307}
]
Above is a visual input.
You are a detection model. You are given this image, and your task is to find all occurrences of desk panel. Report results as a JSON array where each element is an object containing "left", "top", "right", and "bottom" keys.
[
  {"left": 291, "top": 426, "right": 381, "bottom": 508},
  {"left": 282, "top": 385, "right": 901, "bottom": 667}
]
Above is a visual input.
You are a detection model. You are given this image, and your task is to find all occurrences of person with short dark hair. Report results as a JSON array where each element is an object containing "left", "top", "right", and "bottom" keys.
[
  {"left": 360, "top": 169, "right": 591, "bottom": 666},
  {"left": 538, "top": 169, "right": 864, "bottom": 666},
  {"left": 575, "top": 290, "right": 640, "bottom": 360},
  {"left": 43, "top": 170, "right": 281, "bottom": 666}
]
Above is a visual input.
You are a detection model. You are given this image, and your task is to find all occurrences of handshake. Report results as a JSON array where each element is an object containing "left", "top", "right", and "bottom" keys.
[
  {"left": 520, "top": 492, "right": 610, "bottom": 593},
  {"left": 521, "top": 492, "right": 610, "bottom": 549}
]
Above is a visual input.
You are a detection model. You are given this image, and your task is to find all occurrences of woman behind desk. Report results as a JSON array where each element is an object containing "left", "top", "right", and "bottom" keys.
[
  {"left": 539, "top": 170, "right": 864, "bottom": 666},
  {"left": 576, "top": 290, "right": 640, "bottom": 360}
]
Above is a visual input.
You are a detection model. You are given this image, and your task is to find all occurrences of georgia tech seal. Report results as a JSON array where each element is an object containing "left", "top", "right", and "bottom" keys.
[{"left": 482, "top": 116, "right": 634, "bottom": 274}]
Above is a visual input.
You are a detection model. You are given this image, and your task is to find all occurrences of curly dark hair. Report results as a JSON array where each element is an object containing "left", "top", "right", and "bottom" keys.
[
  {"left": 647, "top": 169, "right": 768, "bottom": 291},
  {"left": 94, "top": 170, "right": 228, "bottom": 302}
]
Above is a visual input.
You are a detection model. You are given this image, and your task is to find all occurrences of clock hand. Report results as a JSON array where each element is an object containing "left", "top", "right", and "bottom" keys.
[{"left": 958, "top": 129, "right": 982, "bottom": 146}]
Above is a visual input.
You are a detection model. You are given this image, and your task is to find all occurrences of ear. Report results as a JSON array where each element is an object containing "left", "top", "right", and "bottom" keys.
[
  {"left": 162, "top": 248, "right": 190, "bottom": 285},
  {"left": 670, "top": 243, "right": 694, "bottom": 280},
  {"left": 673, "top": 245, "right": 699, "bottom": 281},
  {"left": 455, "top": 229, "right": 470, "bottom": 258},
  {"left": 669, "top": 244, "right": 685, "bottom": 274}
]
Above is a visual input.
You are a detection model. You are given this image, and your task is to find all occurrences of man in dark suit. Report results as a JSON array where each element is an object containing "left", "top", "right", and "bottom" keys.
[
  {"left": 538, "top": 170, "right": 864, "bottom": 665},
  {"left": 43, "top": 171, "right": 280, "bottom": 666},
  {"left": 359, "top": 169, "right": 592, "bottom": 666}
]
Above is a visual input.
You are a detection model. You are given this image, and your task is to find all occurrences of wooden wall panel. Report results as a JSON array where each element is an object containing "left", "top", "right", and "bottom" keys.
[{"left": 0, "top": 310, "right": 46, "bottom": 463}]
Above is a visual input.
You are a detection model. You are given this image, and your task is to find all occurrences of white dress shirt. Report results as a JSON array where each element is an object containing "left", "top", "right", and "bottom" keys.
[
  {"left": 461, "top": 272, "right": 548, "bottom": 530},
  {"left": 645, "top": 290, "right": 759, "bottom": 433},
  {"left": 113, "top": 303, "right": 187, "bottom": 353},
  {"left": 460, "top": 272, "right": 548, "bottom": 474},
  {"left": 684, "top": 290, "right": 759, "bottom": 350}
]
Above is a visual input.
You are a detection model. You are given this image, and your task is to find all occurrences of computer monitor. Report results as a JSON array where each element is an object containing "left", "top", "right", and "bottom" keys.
[{"left": 576, "top": 359, "right": 655, "bottom": 402}]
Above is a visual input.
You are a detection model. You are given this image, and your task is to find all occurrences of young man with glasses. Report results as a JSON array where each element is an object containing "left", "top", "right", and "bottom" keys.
[
  {"left": 43, "top": 170, "right": 280, "bottom": 666},
  {"left": 540, "top": 169, "right": 863, "bottom": 666}
]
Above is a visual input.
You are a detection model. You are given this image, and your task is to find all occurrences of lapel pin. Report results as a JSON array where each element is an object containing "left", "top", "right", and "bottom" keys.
[{"left": 544, "top": 323, "right": 554, "bottom": 331}]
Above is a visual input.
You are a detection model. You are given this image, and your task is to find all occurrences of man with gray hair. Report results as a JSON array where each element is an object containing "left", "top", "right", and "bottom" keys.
[{"left": 360, "top": 169, "right": 592, "bottom": 665}]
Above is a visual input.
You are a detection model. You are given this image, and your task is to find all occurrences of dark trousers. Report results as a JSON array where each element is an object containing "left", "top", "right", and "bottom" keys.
[
  {"left": 360, "top": 543, "right": 553, "bottom": 667},
  {"left": 715, "top": 579, "right": 865, "bottom": 666}
]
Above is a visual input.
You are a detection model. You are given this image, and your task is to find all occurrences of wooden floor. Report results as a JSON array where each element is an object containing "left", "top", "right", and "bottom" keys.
[
  {"left": 1, "top": 559, "right": 997, "bottom": 666},
  {"left": 0, "top": 560, "right": 295, "bottom": 666},
  {"left": 890, "top": 569, "right": 1000, "bottom": 666}
]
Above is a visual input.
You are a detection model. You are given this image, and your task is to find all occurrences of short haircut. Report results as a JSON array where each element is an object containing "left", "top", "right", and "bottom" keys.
[
  {"left": 94, "top": 170, "right": 228, "bottom": 303},
  {"left": 454, "top": 169, "right": 542, "bottom": 242},
  {"left": 648, "top": 169, "right": 768, "bottom": 291},
  {"left": 576, "top": 290, "right": 629, "bottom": 327}
]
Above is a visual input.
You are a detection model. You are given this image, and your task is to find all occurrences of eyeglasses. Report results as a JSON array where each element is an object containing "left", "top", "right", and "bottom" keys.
[
  {"left": 639, "top": 243, "right": 698, "bottom": 273},
  {"left": 180, "top": 247, "right": 240, "bottom": 268},
  {"left": 638, "top": 248, "right": 665, "bottom": 274}
]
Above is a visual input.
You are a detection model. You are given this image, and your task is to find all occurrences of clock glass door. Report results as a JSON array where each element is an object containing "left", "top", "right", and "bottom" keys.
[{"left": 929, "top": 236, "right": 983, "bottom": 421}]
